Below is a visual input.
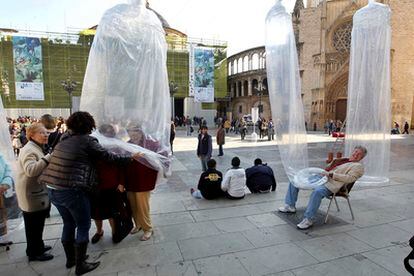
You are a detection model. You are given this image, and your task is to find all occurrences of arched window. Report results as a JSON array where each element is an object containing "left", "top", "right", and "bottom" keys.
[
  {"left": 228, "top": 62, "right": 232, "bottom": 76},
  {"left": 238, "top": 57, "right": 243, "bottom": 73},
  {"left": 252, "top": 53, "right": 259, "bottom": 70},
  {"left": 233, "top": 60, "right": 238, "bottom": 74},
  {"left": 243, "top": 56, "right": 249, "bottom": 72}
]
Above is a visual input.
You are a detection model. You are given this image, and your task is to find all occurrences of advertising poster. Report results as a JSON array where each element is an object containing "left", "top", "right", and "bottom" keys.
[
  {"left": 193, "top": 47, "right": 214, "bottom": 103},
  {"left": 12, "top": 36, "right": 44, "bottom": 101},
  {"left": 188, "top": 43, "right": 195, "bottom": 97}
]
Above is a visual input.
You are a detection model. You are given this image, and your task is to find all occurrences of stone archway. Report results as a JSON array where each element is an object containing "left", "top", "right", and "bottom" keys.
[{"left": 326, "top": 73, "right": 348, "bottom": 122}]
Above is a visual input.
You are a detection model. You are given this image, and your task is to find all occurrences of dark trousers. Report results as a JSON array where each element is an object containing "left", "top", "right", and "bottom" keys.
[
  {"left": 22, "top": 209, "right": 48, "bottom": 257},
  {"left": 48, "top": 189, "right": 91, "bottom": 244},
  {"left": 218, "top": 145, "right": 224, "bottom": 156}
]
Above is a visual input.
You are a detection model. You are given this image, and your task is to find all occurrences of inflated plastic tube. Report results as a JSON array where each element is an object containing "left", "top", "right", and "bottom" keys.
[
  {"left": 80, "top": 0, "right": 172, "bottom": 180},
  {"left": 293, "top": 167, "right": 328, "bottom": 190},
  {"left": 345, "top": 0, "right": 391, "bottom": 184},
  {"left": 0, "top": 96, "right": 22, "bottom": 236},
  {"left": 265, "top": 0, "right": 308, "bottom": 182}
]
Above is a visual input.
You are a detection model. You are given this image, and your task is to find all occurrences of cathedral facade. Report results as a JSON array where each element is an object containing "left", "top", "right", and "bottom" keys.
[
  {"left": 298, "top": 0, "right": 414, "bottom": 129},
  {"left": 227, "top": 0, "right": 414, "bottom": 130}
]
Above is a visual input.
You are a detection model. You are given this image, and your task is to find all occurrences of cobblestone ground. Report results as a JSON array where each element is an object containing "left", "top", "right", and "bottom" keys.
[{"left": 1, "top": 130, "right": 413, "bottom": 275}]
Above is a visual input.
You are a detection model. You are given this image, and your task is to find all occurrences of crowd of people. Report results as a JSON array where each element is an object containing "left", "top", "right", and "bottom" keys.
[
  {"left": 0, "top": 112, "right": 161, "bottom": 275},
  {"left": 7, "top": 115, "right": 67, "bottom": 158}
]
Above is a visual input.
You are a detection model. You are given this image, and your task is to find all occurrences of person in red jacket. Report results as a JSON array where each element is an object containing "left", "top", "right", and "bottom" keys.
[
  {"left": 90, "top": 125, "right": 127, "bottom": 244},
  {"left": 125, "top": 127, "right": 159, "bottom": 241}
]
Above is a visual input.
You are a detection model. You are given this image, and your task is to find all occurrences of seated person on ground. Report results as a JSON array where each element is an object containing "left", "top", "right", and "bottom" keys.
[
  {"left": 221, "top": 157, "right": 246, "bottom": 200},
  {"left": 245, "top": 158, "right": 277, "bottom": 193},
  {"left": 191, "top": 159, "right": 225, "bottom": 199},
  {"left": 278, "top": 146, "right": 367, "bottom": 230}
]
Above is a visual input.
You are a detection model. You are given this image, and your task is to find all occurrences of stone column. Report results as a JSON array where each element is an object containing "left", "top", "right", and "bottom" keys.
[{"left": 248, "top": 78, "right": 253, "bottom": 96}]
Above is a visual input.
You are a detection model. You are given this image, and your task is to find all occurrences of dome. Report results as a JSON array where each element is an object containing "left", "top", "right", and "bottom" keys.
[{"left": 146, "top": 2, "right": 171, "bottom": 29}]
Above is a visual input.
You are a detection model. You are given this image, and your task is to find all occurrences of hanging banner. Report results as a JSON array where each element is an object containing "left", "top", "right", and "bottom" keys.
[
  {"left": 188, "top": 43, "right": 195, "bottom": 97},
  {"left": 12, "top": 36, "right": 44, "bottom": 101},
  {"left": 193, "top": 47, "right": 214, "bottom": 103}
]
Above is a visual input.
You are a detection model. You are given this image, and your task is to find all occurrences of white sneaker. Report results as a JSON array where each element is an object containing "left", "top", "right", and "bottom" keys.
[
  {"left": 297, "top": 218, "right": 313, "bottom": 230},
  {"left": 278, "top": 205, "right": 296, "bottom": 213}
]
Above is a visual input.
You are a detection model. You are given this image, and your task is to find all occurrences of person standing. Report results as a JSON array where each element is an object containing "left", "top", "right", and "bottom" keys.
[
  {"left": 39, "top": 112, "right": 137, "bottom": 275},
  {"left": 186, "top": 116, "right": 192, "bottom": 136},
  {"left": 216, "top": 124, "right": 225, "bottom": 157},
  {"left": 15, "top": 123, "right": 53, "bottom": 262},
  {"left": 224, "top": 120, "right": 231, "bottom": 133},
  {"left": 125, "top": 157, "right": 157, "bottom": 241},
  {"left": 40, "top": 114, "right": 62, "bottom": 153},
  {"left": 0, "top": 153, "right": 14, "bottom": 247},
  {"left": 403, "top": 122, "right": 410, "bottom": 134},
  {"left": 170, "top": 121, "right": 176, "bottom": 154},
  {"left": 268, "top": 119, "right": 274, "bottom": 141},
  {"left": 197, "top": 126, "right": 212, "bottom": 171}
]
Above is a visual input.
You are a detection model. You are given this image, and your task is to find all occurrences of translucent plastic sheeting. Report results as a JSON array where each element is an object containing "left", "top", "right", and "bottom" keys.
[
  {"left": 0, "top": 96, "right": 22, "bottom": 236},
  {"left": 293, "top": 168, "right": 328, "bottom": 190},
  {"left": 80, "top": 0, "right": 171, "bottom": 179},
  {"left": 345, "top": 0, "right": 391, "bottom": 184},
  {"left": 265, "top": 0, "right": 308, "bottom": 182},
  {"left": 0, "top": 97, "right": 13, "bottom": 164}
]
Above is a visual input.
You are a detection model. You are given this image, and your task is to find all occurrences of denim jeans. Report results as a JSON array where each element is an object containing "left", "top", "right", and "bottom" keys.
[
  {"left": 218, "top": 145, "right": 224, "bottom": 156},
  {"left": 48, "top": 189, "right": 91, "bottom": 243},
  {"left": 285, "top": 182, "right": 332, "bottom": 220},
  {"left": 200, "top": 155, "right": 209, "bottom": 172}
]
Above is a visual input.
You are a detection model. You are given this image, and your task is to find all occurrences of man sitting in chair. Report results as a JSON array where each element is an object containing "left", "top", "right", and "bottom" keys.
[{"left": 278, "top": 146, "right": 367, "bottom": 230}]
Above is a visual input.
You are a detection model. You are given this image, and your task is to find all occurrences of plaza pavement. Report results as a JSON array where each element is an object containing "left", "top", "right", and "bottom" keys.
[{"left": 1, "top": 130, "right": 413, "bottom": 275}]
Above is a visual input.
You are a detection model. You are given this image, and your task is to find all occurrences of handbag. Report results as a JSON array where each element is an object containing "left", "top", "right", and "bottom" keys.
[
  {"left": 112, "top": 192, "right": 133, "bottom": 243},
  {"left": 404, "top": 236, "right": 414, "bottom": 275}
]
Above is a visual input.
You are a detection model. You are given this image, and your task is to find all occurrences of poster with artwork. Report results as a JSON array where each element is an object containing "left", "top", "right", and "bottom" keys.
[
  {"left": 12, "top": 36, "right": 44, "bottom": 101},
  {"left": 192, "top": 47, "right": 214, "bottom": 103}
]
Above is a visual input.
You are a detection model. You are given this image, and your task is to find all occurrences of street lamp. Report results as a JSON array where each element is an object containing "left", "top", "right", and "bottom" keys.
[
  {"left": 169, "top": 81, "right": 178, "bottom": 119},
  {"left": 61, "top": 77, "right": 79, "bottom": 115}
]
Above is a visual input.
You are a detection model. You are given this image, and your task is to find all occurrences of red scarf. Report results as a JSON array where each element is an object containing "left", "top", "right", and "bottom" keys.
[{"left": 325, "top": 158, "right": 351, "bottom": 172}]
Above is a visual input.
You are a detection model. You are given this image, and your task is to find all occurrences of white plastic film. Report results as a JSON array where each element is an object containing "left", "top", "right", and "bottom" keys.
[
  {"left": 265, "top": 0, "right": 308, "bottom": 182},
  {"left": 80, "top": 0, "right": 171, "bottom": 178},
  {"left": 0, "top": 97, "right": 13, "bottom": 163},
  {"left": 345, "top": 1, "right": 391, "bottom": 183}
]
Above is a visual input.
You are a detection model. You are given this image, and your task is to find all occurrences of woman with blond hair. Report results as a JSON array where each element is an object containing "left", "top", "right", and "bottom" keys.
[{"left": 15, "top": 122, "right": 53, "bottom": 262}]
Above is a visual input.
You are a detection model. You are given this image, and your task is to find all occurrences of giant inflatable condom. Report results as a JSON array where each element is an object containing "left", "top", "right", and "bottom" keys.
[
  {"left": 80, "top": 0, "right": 172, "bottom": 181},
  {"left": 345, "top": 0, "right": 391, "bottom": 184}
]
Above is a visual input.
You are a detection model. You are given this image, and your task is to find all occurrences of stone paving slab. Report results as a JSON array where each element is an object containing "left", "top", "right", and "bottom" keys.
[
  {"left": 291, "top": 255, "right": 395, "bottom": 276},
  {"left": 294, "top": 233, "right": 374, "bottom": 262},
  {"left": 347, "top": 224, "right": 411, "bottom": 249},
  {"left": 235, "top": 243, "right": 319, "bottom": 275},
  {"left": 178, "top": 232, "right": 254, "bottom": 260}
]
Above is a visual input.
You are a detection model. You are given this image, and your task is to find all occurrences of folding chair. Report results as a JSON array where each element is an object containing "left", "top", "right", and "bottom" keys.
[{"left": 324, "top": 182, "right": 355, "bottom": 223}]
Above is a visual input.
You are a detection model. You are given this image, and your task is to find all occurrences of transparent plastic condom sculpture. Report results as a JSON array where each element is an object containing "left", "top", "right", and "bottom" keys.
[
  {"left": 345, "top": 0, "right": 391, "bottom": 184},
  {"left": 80, "top": 0, "right": 171, "bottom": 180},
  {"left": 0, "top": 96, "right": 13, "bottom": 163},
  {"left": 265, "top": 0, "right": 308, "bottom": 182}
]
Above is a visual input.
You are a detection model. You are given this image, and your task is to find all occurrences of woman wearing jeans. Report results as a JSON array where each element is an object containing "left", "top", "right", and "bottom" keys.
[{"left": 39, "top": 112, "right": 139, "bottom": 275}]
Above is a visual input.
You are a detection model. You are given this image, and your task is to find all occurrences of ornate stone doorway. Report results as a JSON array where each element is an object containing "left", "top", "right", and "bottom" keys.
[{"left": 335, "top": 99, "right": 347, "bottom": 122}]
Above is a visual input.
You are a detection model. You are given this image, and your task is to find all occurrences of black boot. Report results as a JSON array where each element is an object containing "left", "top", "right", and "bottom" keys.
[
  {"left": 75, "top": 242, "right": 100, "bottom": 275},
  {"left": 62, "top": 242, "right": 75, "bottom": 268}
]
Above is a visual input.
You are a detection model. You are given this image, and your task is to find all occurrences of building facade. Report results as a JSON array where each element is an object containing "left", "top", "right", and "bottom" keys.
[
  {"left": 227, "top": 0, "right": 414, "bottom": 129},
  {"left": 227, "top": 46, "right": 271, "bottom": 120}
]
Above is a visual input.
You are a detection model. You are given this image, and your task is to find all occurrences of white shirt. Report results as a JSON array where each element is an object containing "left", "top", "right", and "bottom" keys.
[{"left": 221, "top": 168, "right": 246, "bottom": 198}]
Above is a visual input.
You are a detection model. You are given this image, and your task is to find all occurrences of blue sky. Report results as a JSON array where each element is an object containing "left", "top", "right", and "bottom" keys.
[{"left": 0, "top": 0, "right": 298, "bottom": 55}]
